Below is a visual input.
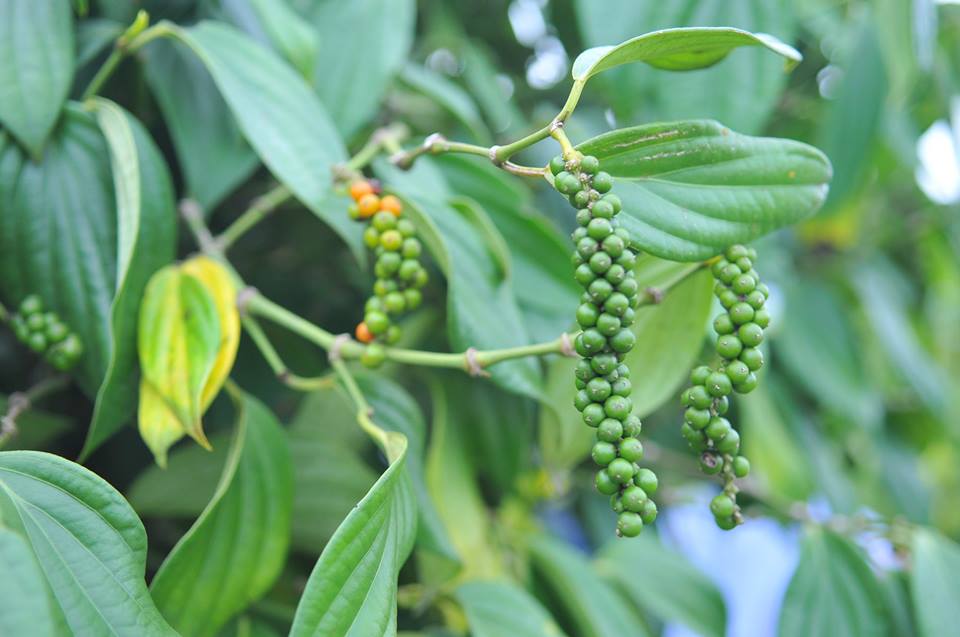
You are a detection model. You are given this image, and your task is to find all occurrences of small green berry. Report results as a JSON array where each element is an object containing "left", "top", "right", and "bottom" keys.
[
  {"left": 733, "top": 456, "right": 751, "bottom": 477},
  {"left": 582, "top": 403, "right": 606, "bottom": 427},
  {"left": 739, "top": 347, "right": 764, "bottom": 371},
  {"left": 596, "top": 469, "right": 619, "bottom": 495},
  {"left": 738, "top": 322, "right": 764, "bottom": 347},
  {"left": 690, "top": 366, "right": 712, "bottom": 385},
  {"left": 597, "top": 418, "right": 624, "bottom": 443},
  {"left": 621, "top": 485, "right": 647, "bottom": 512},
  {"left": 706, "top": 371, "right": 732, "bottom": 397},
  {"left": 591, "top": 441, "right": 618, "bottom": 466},
  {"left": 361, "top": 343, "right": 386, "bottom": 368},
  {"left": 619, "top": 437, "right": 644, "bottom": 462},
  {"left": 710, "top": 494, "right": 736, "bottom": 518},
  {"left": 593, "top": 171, "right": 613, "bottom": 193},
  {"left": 634, "top": 468, "right": 658, "bottom": 494},
  {"left": 608, "top": 458, "right": 636, "bottom": 484}
]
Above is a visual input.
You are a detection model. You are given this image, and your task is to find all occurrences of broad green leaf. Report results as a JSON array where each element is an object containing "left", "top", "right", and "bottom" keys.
[
  {"left": 141, "top": 40, "right": 259, "bottom": 210},
  {"left": 597, "top": 535, "right": 725, "bottom": 637},
  {"left": 571, "top": 26, "right": 800, "bottom": 82},
  {"left": 425, "top": 379, "right": 502, "bottom": 581},
  {"left": 459, "top": 43, "right": 527, "bottom": 137},
  {"left": 456, "top": 580, "right": 568, "bottom": 637},
  {"left": 0, "top": 0, "right": 74, "bottom": 156},
  {"left": 291, "top": 0, "right": 416, "bottom": 136},
  {"left": 528, "top": 536, "right": 649, "bottom": 637},
  {"left": 910, "top": 527, "right": 960, "bottom": 637},
  {"left": 156, "top": 22, "right": 351, "bottom": 243},
  {"left": 289, "top": 431, "right": 416, "bottom": 637},
  {"left": 137, "top": 266, "right": 221, "bottom": 465},
  {"left": 0, "top": 527, "right": 56, "bottom": 637},
  {"left": 627, "top": 257, "right": 712, "bottom": 416},
  {"left": 222, "top": 0, "right": 319, "bottom": 79},
  {"left": 435, "top": 155, "right": 579, "bottom": 338},
  {"left": 84, "top": 100, "right": 177, "bottom": 458},
  {"left": 0, "top": 106, "right": 116, "bottom": 395},
  {"left": 376, "top": 159, "right": 542, "bottom": 398},
  {"left": 779, "top": 527, "right": 886, "bottom": 637},
  {"left": 575, "top": 120, "right": 832, "bottom": 261},
  {"left": 400, "top": 64, "right": 491, "bottom": 143},
  {"left": 776, "top": 277, "right": 882, "bottom": 428},
  {"left": 0, "top": 451, "right": 175, "bottom": 635},
  {"left": 151, "top": 390, "right": 293, "bottom": 637},
  {"left": 76, "top": 18, "right": 124, "bottom": 67},
  {"left": 574, "top": 0, "right": 795, "bottom": 135}
]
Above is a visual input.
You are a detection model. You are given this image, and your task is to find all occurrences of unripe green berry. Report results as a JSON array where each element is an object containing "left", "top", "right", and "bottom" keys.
[
  {"left": 608, "top": 458, "right": 635, "bottom": 484},
  {"left": 685, "top": 408, "right": 711, "bottom": 430},
  {"left": 734, "top": 372, "right": 759, "bottom": 394},
  {"left": 738, "top": 322, "right": 764, "bottom": 347},
  {"left": 617, "top": 250, "right": 636, "bottom": 269},
  {"left": 399, "top": 259, "right": 420, "bottom": 282},
  {"left": 714, "top": 313, "right": 735, "bottom": 335},
  {"left": 736, "top": 257, "right": 753, "bottom": 272},
  {"left": 706, "top": 371, "right": 732, "bottom": 397},
  {"left": 383, "top": 291, "right": 406, "bottom": 315},
  {"left": 365, "top": 311, "right": 390, "bottom": 335},
  {"left": 591, "top": 353, "right": 618, "bottom": 375},
  {"left": 604, "top": 395, "right": 631, "bottom": 420},
  {"left": 732, "top": 273, "right": 756, "bottom": 295},
  {"left": 729, "top": 302, "right": 755, "bottom": 325},
  {"left": 401, "top": 238, "right": 422, "bottom": 258},
  {"left": 619, "top": 437, "right": 644, "bottom": 462},
  {"left": 640, "top": 499, "right": 658, "bottom": 524},
  {"left": 588, "top": 278, "right": 614, "bottom": 303},
  {"left": 586, "top": 378, "right": 612, "bottom": 402},
  {"left": 689, "top": 385, "right": 712, "bottom": 410},
  {"left": 616, "top": 363, "right": 630, "bottom": 379},
  {"left": 739, "top": 347, "right": 764, "bottom": 371},
  {"left": 361, "top": 343, "right": 386, "bottom": 368},
  {"left": 725, "top": 360, "right": 751, "bottom": 384},
  {"left": 595, "top": 469, "right": 619, "bottom": 495},
  {"left": 591, "top": 200, "right": 614, "bottom": 219},
  {"left": 609, "top": 328, "right": 636, "bottom": 354},
  {"left": 601, "top": 234, "right": 624, "bottom": 258},
  {"left": 710, "top": 494, "right": 736, "bottom": 518},
  {"left": 604, "top": 264, "right": 626, "bottom": 285},
  {"left": 582, "top": 403, "right": 606, "bottom": 427},
  {"left": 589, "top": 251, "right": 612, "bottom": 273},
  {"left": 746, "top": 290, "right": 766, "bottom": 309},
  {"left": 621, "top": 485, "right": 648, "bottom": 512},
  {"left": 397, "top": 219, "right": 416, "bottom": 237},
  {"left": 635, "top": 468, "right": 658, "bottom": 494},
  {"left": 699, "top": 452, "right": 723, "bottom": 475},
  {"left": 611, "top": 376, "right": 631, "bottom": 397},
  {"left": 575, "top": 359, "right": 596, "bottom": 382},
  {"left": 549, "top": 155, "right": 565, "bottom": 175},
  {"left": 718, "top": 289, "right": 738, "bottom": 309},
  {"left": 610, "top": 494, "right": 625, "bottom": 513},
  {"left": 616, "top": 277, "right": 638, "bottom": 298},
  {"left": 604, "top": 293, "right": 629, "bottom": 317},
  {"left": 754, "top": 308, "right": 770, "bottom": 329},
  {"left": 19, "top": 295, "right": 42, "bottom": 315},
  {"left": 587, "top": 218, "right": 613, "bottom": 240},
  {"left": 27, "top": 332, "right": 47, "bottom": 352},
  {"left": 574, "top": 263, "right": 596, "bottom": 287},
  {"left": 593, "top": 171, "right": 613, "bottom": 193},
  {"left": 622, "top": 414, "right": 642, "bottom": 437},
  {"left": 576, "top": 209, "right": 591, "bottom": 226},
  {"left": 681, "top": 423, "right": 706, "bottom": 448},
  {"left": 719, "top": 264, "right": 741, "bottom": 284},
  {"left": 576, "top": 302, "right": 599, "bottom": 327},
  {"left": 726, "top": 245, "right": 749, "bottom": 261},
  {"left": 572, "top": 190, "right": 591, "bottom": 209},
  {"left": 716, "top": 429, "right": 740, "bottom": 454},
  {"left": 602, "top": 194, "right": 622, "bottom": 214},
  {"left": 372, "top": 211, "right": 397, "bottom": 232},
  {"left": 620, "top": 307, "right": 635, "bottom": 327},
  {"left": 577, "top": 237, "right": 599, "bottom": 258},
  {"left": 716, "top": 515, "right": 737, "bottom": 531},
  {"left": 733, "top": 456, "right": 751, "bottom": 477},
  {"left": 574, "top": 390, "right": 591, "bottom": 412},
  {"left": 714, "top": 395, "right": 729, "bottom": 415},
  {"left": 690, "top": 366, "right": 712, "bottom": 385},
  {"left": 572, "top": 227, "right": 588, "bottom": 242},
  {"left": 711, "top": 259, "right": 729, "bottom": 278},
  {"left": 592, "top": 441, "right": 618, "bottom": 466},
  {"left": 580, "top": 155, "right": 600, "bottom": 174},
  {"left": 404, "top": 289, "right": 422, "bottom": 310},
  {"left": 716, "top": 334, "right": 743, "bottom": 359},
  {"left": 617, "top": 511, "right": 643, "bottom": 537},
  {"left": 705, "top": 416, "right": 732, "bottom": 441},
  {"left": 598, "top": 418, "right": 624, "bottom": 443}
]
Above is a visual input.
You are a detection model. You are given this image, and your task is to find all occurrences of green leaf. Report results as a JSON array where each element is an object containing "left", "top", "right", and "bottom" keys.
[
  {"left": 399, "top": 64, "right": 491, "bottom": 143},
  {"left": 575, "top": 120, "right": 832, "bottom": 261},
  {"left": 571, "top": 26, "right": 800, "bottom": 82},
  {"left": 539, "top": 356, "right": 593, "bottom": 472},
  {"left": 456, "top": 580, "right": 569, "bottom": 637},
  {"left": 0, "top": 527, "right": 56, "bottom": 637},
  {"left": 910, "top": 527, "right": 960, "bottom": 637},
  {"left": 291, "top": 0, "right": 416, "bottom": 136},
  {"left": 528, "top": 536, "right": 649, "bottom": 637},
  {"left": 627, "top": 257, "right": 712, "bottom": 417},
  {"left": 76, "top": 18, "right": 124, "bottom": 67},
  {"left": 779, "top": 527, "right": 887, "bottom": 637},
  {"left": 573, "top": 0, "right": 796, "bottom": 135},
  {"left": 597, "top": 535, "right": 725, "bottom": 637},
  {"left": 0, "top": 451, "right": 175, "bottom": 635},
  {"left": 376, "top": 159, "right": 542, "bottom": 398},
  {"left": 230, "top": 0, "right": 319, "bottom": 79},
  {"left": 0, "top": 0, "right": 74, "bottom": 156},
  {"left": 141, "top": 39, "right": 259, "bottom": 210},
  {"left": 0, "top": 106, "right": 116, "bottom": 395},
  {"left": 435, "top": 155, "right": 579, "bottom": 338},
  {"left": 83, "top": 99, "right": 177, "bottom": 457},
  {"left": 289, "top": 431, "right": 416, "bottom": 637},
  {"left": 150, "top": 390, "right": 293, "bottom": 637}
]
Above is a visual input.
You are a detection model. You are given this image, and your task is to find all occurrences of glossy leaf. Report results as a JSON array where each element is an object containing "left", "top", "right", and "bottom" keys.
[
  {"left": 291, "top": 0, "right": 416, "bottom": 136},
  {"left": 0, "top": 106, "right": 116, "bottom": 395},
  {"left": 400, "top": 64, "right": 490, "bottom": 143},
  {"left": 137, "top": 266, "right": 221, "bottom": 465},
  {"left": 141, "top": 40, "right": 259, "bottom": 210},
  {"left": 150, "top": 390, "right": 293, "bottom": 637},
  {"left": 529, "top": 536, "right": 649, "bottom": 637},
  {"left": 597, "top": 535, "right": 726, "bottom": 637},
  {"left": 229, "top": 0, "right": 319, "bottom": 79},
  {"left": 779, "top": 527, "right": 886, "bottom": 637},
  {"left": 0, "top": 527, "right": 56, "bottom": 637},
  {"left": 456, "top": 580, "right": 568, "bottom": 637},
  {"left": 911, "top": 527, "right": 960, "bottom": 637},
  {"left": 574, "top": 0, "right": 795, "bottom": 135},
  {"left": 376, "top": 159, "right": 542, "bottom": 398},
  {"left": 84, "top": 99, "right": 177, "bottom": 457},
  {"left": 575, "top": 120, "right": 832, "bottom": 261},
  {"left": 435, "top": 155, "right": 579, "bottom": 338},
  {"left": 0, "top": 451, "right": 175, "bottom": 635},
  {"left": 0, "top": 0, "right": 74, "bottom": 156},
  {"left": 157, "top": 21, "right": 347, "bottom": 211},
  {"left": 289, "top": 431, "right": 416, "bottom": 637},
  {"left": 627, "top": 257, "right": 713, "bottom": 416},
  {"left": 571, "top": 26, "right": 800, "bottom": 82}
]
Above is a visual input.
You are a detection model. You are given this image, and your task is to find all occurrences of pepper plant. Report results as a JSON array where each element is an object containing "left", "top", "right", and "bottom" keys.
[{"left": 1, "top": 1, "right": 959, "bottom": 636}]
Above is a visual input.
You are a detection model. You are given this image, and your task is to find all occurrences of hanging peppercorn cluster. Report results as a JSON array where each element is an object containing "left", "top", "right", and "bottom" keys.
[
  {"left": 8, "top": 295, "right": 83, "bottom": 371},
  {"left": 551, "top": 153, "right": 658, "bottom": 538},
  {"left": 346, "top": 180, "right": 429, "bottom": 368},
  {"left": 679, "top": 244, "right": 769, "bottom": 530}
]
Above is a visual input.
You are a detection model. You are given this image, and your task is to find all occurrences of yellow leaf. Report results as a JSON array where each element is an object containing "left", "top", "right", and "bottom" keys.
[
  {"left": 137, "top": 266, "right": 221, "bottom": 464},
  {"left": 181, "top": 256, "right": 240, "bottom": 410}
]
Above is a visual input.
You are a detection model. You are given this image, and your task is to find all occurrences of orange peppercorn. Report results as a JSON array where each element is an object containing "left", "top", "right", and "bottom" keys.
[
  {"left": 357, "top": 193, "right": 381, "bottom": 218},
  {"left": 380, "top": 195, "right": 403, "bottom": 216},
  {"left": 350, "top": 180, "right": 374, "bottom": 202},
  {"left": 355, "top": 321, "right": 374, "bottom": 343}
]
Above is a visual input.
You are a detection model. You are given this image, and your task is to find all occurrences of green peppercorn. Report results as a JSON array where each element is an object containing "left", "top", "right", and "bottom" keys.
[
  {"left": 365, "top": 311, "right": 390, "bottom": 335},
  {"left": 734, "top": 372, "right": 759, "bottom": 394},
  {"left": 635, "top": 468, "right": 657, "bottom": 494},
  {"left": 604, "top": 395, "right": 631, "bottom": 420},
  {"left": 591, "top": 353, "right": 618, "bottom": 375},
  {"left": 401, "top": 238, "right": 422, "bottom": 258},
  {"left": 593, "top": 171, "right": 613, "bottom": 193},
  {"left": 592, "top": 199, "right": 614, "bottom": 219},
  {"left": 729, "top": 302, "right": 755, "bottom": 325},
  {"left": 588, "top": 278, "right": 614, "bottom": 303},
  {"left": 640, "top": 499, "right": 658, "bottom": 525},
  {"left": 587, "top": 218, "right": 613, "bottom": 240},
  {"left": 716, "top": 429, "right": 740, "bottom": 454},
  {"left": 710, "top": 494, "right": 736, "bottom": 518},
  {"left": 363, "top": 227, "right": 380, "bottom": 249},
  {"left": 582, "top": 403, "right": 606, "bottom": 427},
  {"left": 685, "top": 407, "right": 711, "bottom": 430},
  {"left": 549, "top": 155, "right": 565, "bottom": 175},
  {"left": 705, "top": 416, "right": 732, "bottom": 441},
  {"left": 699, "top": 452, "right": 723, "bottom": 475},
  {"left": 361, "top": 343, "right": 386, "bottom": 368},
  {"left": 380, "top": 230, "right": 403, "bottom": 251},
  {"left": 706, "top": 371, "right": 732, "bottom": 397},
  {"left": 619, "top": 437, "right": 644, "bottom": 462},
  {"left": 609, "top": 329, "right": 636, "bottom": 354},
  {"left": 596, "top": 469, "right": 620, "bottom": 495},
  {"left": 608, "top": 458, "right": 635, "bottom": 484},
  {"left": 403, "top": 289, "right": 422, "bottom": 310},
  {"left": 19, "top": 295, "right": 42, "bottom": 315},
  {"left": 739, "top": 347, "right": 764, "bottom": 371},
  {"left": 597, "top": 418, "right": 624, "bottom": 443},
  {"left": 580, "top": 155, "right": 600, "bottom": 174},
  {"left": 621, "top": 485, "right": 647, "bottom": 512},
  {"left": 586, "top": 378, "right": 613, "bottom": 402},
  {"left": 716, "top": 334, "right": 743, "bottom": 359},
  {"left": 591, "top": 441, "right": 617, "bottom": 466},
  {"left": 589, "top": 251, "right": 612, "bottom": 274},
  {"left": 738, "top": 322, "right": 764, "bottom": 347},
  {"left": 622, "top": 414, "right": 642, "bottom": 437},
  {"left": 27, "top": 332, "right": 47, "bottom": 352},
  {"left": 611, "top": 377, "right": 631, "bottom": 397},
  {"left": 733, "top": 456, "right": 751, "bottom": 477},
  {"left": 689, "top": 385, "right": 712, "bottom": 410}
]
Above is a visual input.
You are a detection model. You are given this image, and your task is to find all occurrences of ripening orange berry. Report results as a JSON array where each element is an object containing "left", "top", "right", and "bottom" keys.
[
  {"left": 380, "top": 195, "right": 403, "bottom": 216},
  {"left": 350, "top": 180, "right": 374, "bottom": 202},
  {"left": 355, "top": 321, "right": 374, "bottom": 343},
  {"left": 357, "top": 193, "right": 380, "bottom": 218}
]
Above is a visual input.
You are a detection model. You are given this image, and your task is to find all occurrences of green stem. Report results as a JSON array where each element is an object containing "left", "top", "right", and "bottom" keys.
[
  {"left": 217, "top": 185, "right": 292, "bottom": 251},
  {"left": 0, "top": 374, "right": 71, "bottom": 449},
  {"left": 329, "top": 356, "right": 390, "bottom": 448},
  {"left": 241, "top": 316, "right": 334, "bottom": 391},
  {"left": 550, "top": 127, "right": 577, "bottom": 159},
  {"left": 80, "top": 19, "right": 175, "bottom": 100}
]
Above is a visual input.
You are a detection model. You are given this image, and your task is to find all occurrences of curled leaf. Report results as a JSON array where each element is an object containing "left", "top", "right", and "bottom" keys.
[{"left": 137, "top": 266, "right": 221, "bottom": 466}]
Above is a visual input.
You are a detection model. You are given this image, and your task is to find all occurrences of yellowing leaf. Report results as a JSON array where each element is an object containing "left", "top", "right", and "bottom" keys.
[
  {"left": 181, "top": 256, "right": 240, "bottom": 410},
  {"left": 137, "top": 266, "right": 221, "bottom": 466}
]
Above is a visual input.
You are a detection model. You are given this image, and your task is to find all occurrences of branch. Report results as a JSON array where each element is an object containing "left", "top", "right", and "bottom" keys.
[
  {"left": 0, "top": 375, "right": 71, "bottom": 449},
  {"left": 390, "top": 133, "right": 547, "bottom": 177},
  {"left": 217, "top": 185, "right": 292, "bottom": 252}
]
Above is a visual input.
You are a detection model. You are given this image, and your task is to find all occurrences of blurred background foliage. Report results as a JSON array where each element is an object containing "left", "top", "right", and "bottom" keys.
[{"left": 3, "top": 0, "right": 960, "bottom": 636}]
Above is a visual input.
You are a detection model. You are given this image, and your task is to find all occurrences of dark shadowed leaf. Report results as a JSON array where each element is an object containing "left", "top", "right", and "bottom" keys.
[{"left": 456, "top": 580, "right": 569, "bottom": 637}]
